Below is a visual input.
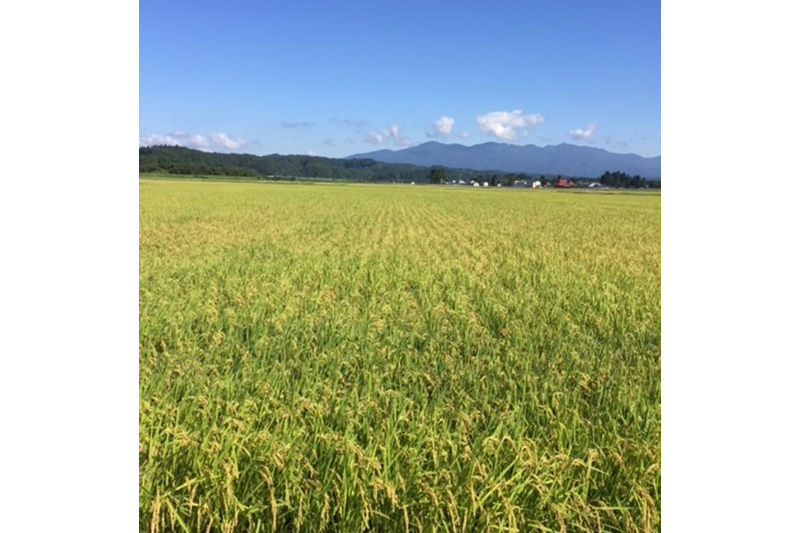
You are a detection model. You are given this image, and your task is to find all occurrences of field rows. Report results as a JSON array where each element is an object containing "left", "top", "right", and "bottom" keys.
[{"left": 140, "top": 180, "right": 660, "bottom": 532}]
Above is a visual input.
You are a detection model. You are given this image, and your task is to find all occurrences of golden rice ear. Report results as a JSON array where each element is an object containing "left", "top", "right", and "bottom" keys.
[{"left": 140, "top": 180, "right": 660, "bottom": 532}]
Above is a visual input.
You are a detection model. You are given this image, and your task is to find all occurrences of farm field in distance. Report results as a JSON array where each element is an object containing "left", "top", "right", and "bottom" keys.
[{"left": 139, "top": 179, "right": 661, "bottom": 532}]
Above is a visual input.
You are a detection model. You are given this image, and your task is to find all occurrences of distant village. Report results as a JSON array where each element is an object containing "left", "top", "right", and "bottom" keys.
[
  {"left": 421, "top": 167, "right": 659, "bottom": 189},
  {"left": 418, "top": 169, "right": 660, "bottom": 189},
  {"left": 439, "top": 178, "right": 603, "bottom": 189}
]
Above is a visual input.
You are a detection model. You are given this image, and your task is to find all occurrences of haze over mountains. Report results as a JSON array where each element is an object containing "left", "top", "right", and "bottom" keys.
[{"left": 349, "top": 141, "right": 661, "bottom": 179}]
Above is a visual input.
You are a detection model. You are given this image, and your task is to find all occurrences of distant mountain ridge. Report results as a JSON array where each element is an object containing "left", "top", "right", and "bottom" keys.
[{"left": 348, "top": 141, "right": 661, "bottom": 179}]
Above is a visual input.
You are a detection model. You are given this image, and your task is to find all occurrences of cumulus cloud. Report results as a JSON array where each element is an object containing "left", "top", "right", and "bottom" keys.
[
  {"left": 366, "top": 124, "right": 412, "bottom": 147},
  {"left": 460, "top": 131, "right": 470, "bottom": 139},
  {"left": 367, "top": 132, "right": 386, "bottom": 143},
  {"left": 139, "top": 131, "right": 246, "bottom": 152},
  {"left": 139, "top": 131, "right": 210, "bottom": 151},
  {"left": 568, "top": 124, "right": 597, "bottom": 141},
  {"left": 476, "top": 110, "right": 545, "bottom": 141},
  {"left": 427, "top": 116, "right": 455, "bottom": 138},
  {"left": 210, "top": 132, "right": 245, "bottom": 150}
]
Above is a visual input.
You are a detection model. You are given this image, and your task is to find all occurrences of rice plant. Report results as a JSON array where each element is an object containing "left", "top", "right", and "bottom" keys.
[{"left": 140, "top": 179, "right": 661, "bottom": 532}]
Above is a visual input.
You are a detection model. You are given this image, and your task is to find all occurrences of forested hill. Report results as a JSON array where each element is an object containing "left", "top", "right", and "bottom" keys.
[
  {"left": 139, "top": 145, "right": 501, "bottom": 183},
  {"left": 350, "top": 141, "right": 661, "bottom": 179}
]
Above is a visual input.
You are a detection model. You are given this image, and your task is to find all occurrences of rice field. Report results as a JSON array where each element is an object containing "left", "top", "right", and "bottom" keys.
[{"left": 139, "top": 179, "right": 661, "bottom": 532}]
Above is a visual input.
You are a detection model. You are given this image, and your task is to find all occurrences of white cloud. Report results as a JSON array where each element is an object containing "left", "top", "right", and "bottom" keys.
[
  {"left": 139, "top": 131, "right": 246, "bottom": 152},
  {"left": 366, "top": 124, "right": 412, "bottom": 147},
  {"left": 476, "top": 110, "right": 545, "bottom": 141},
  {"left": 427, "top": 116, "right": 455, "bottom": 138},
  {"left": 568, "top": 124, "right": 597, "bottom": 141},
  {"left": 210, "top": 132, "right": 245, "bottom": 150},
  {"left": 139, "top": 131, "right": 210, "bottom": 151},
  {"left": 367, "top": 131, "right": 387, "bottom": 144},
  {"left": 460, "top": 131, "right": 470, "bottom": 139}
]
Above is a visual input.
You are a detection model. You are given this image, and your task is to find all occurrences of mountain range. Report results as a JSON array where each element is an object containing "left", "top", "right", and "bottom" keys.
[{"left": 349, "top": 141, "right": 661, "bottom": 179}]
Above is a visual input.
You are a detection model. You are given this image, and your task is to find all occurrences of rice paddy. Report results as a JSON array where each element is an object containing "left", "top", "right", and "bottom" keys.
[{"left": 139, "top": 179, "right": 661, "bottom": 532}]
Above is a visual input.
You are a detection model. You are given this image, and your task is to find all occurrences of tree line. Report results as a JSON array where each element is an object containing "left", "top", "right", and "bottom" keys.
[
  {"left": 140, "top": 146, "right": 493, "bottom": 183},
  {"left": 599, "top": 170, "right": 661, "bottom": 189}
]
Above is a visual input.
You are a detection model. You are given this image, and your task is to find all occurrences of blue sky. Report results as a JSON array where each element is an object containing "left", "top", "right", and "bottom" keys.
[{"left": 140, "top": 0, "right": 660, "bottom": 158}]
